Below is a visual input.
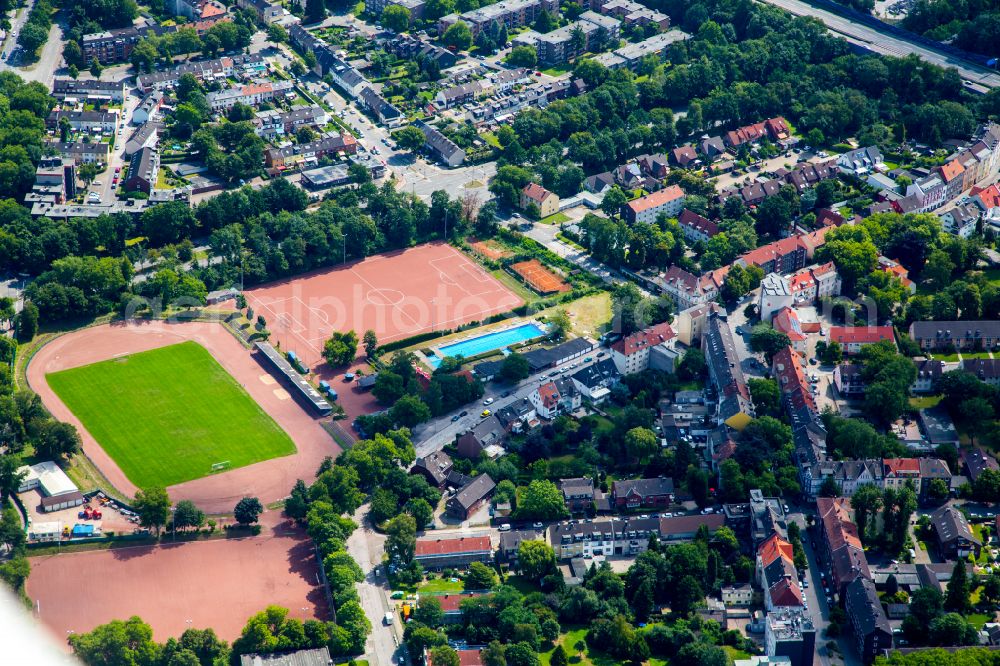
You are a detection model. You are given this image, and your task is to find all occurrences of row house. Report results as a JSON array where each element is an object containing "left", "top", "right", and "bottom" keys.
[
  {"left": 548, "top": 514, "right": 724, "bottom": 560},
  {"left": 439, "top": 0, "right": 560, "bottom": 37},
  {"left": 236, "top": 0, "right": 286, "bottom": 23},
  {"left": 788, "top": 262, "right": 841, "bottom": 304},
  {"left": 415, "top": 120, "right": 465, "bottom": 167},
  {"left": 609, "top": 321, "right": 676, "bottom": 375},
  {"left": 610, "top": 477, "right": 674, "bottom": 509},
  {"left": 904, "top": 173, "right": 947, "bottom": 212},
  {"left": 802, "top": 460, "right": 881, "bottom": 498},
  {"left": 358, "top": 87, "right": 403, "bottom": 128},
  {"left": 435, "top": 80, "right": 488, "bottom": 109},
  {"left": 569, "top": 358, "right": 620, "bottom": 402},
  {"left": 465, "top": 77, "right": 585, "bottom": 126},
  {"left": 828, "top": 326, "right": 895, "bottom": 355},
  {"left": 881, "top": 458, "right": 920, "bottom": 491},
  {"left": 47, "top": 110, "right": 119, "bottom": 135},
  {"left": 253, "top": 105, "right": 330, "bottom": 140},
  {"left": 624, "top": 184, "right": 686, "bottom": 223},
  {"left": 590, "top": 29, "right": 689, "bottom": 70},
  {"left": 367, "top": 0, "right": 425, "bottom": 20},
  {"left": 677, "top": 208, "right": 720, "bottom": 243},
  {"left": 909, "top": 320, "right": 1000, "bottom": 352},
  {"left": 772, "top": 346, "right": 816, "bottom": 417},
  {"left": 816, "top": 496, "right": 871, "bottom": 597},
  {"left": 264, "top": 134, "right": 358, "bottom": 169},
  {"left": 717, "top": 160, "right": 838, "bottom": 207},
  {"left": 782, "top": 160, "right": 837, "bottom": 191},
  {"left": 845, "top": 577, "right": 892, "bottom": 665},
  {"left": 206, "top": 80, "right": 294, "bottom": 112},
  {"left": 756, "top": 534, "right": 803, "bottom": 612},
  {"left": 772, "top": 308, "right": 808, "bottom": 354},
  {"left": 703, "top": 311, "right": 755, "bottom": 431},
  {"left": 52, "top": 78, "right": 127, "bottom": 103},
  {"left": 723, "top": 116, "right": 790, "bottom": 148},
  {"left": 936, "top": 157, "right": 968, "bottom": 201},
  {"left": 135, "top": 53, "right": 266, "bottom": 92},
  {"left": 50, "top": 140, "right": 110, "bottom": 165},
  {"left": 963, "top": 358, "right": 1000, "bottom": 386},
  {"left": 414, "top": 535, "right": 493, "bottom": 569}
]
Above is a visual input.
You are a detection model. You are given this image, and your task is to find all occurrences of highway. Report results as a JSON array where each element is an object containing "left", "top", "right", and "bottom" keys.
[{"left": 759, "top": 0, "right": 1000, "bottom": 90}]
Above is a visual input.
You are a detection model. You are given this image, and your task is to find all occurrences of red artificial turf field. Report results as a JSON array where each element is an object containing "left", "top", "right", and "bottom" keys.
[
  {"left": 244, "top": 242, "right": 523, "bottom": 367},
  {"left": 27, "top": 525, "right": 326, "bottom": 645}
]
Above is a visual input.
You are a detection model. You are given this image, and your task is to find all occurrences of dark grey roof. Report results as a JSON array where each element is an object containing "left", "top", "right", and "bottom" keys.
[
  {"left": 498, "top": 528, "right": 542, "bottom": 553},
  {"left": 413, "top": 450, "right": 453, "bottom": 486},
  {"left": 911, "top": 320, "right": 1000, "bottom": 340},
  {"left": 240, "top": 647, "right": 332, "bottom": 666},
  {"left": 844, "top": 577, "right": 891, "bottom": 637},
  {"left": 920, "top": 407, "right": 958, "bottom": 445},
  {"left": 964, "top": 358, "right": 1000, "bottom": 381},
  {"left": 931, "top": 505, "right": 980, "bottom": 547},
  {"left": 450, "top": 473, "right": 495, "bottom": 511},
  {"left": 522, "top": 338, "right": 594, "bottom": 371},
  {"left": 570, "top": 358, "right": 619, "bottom": 389},
  {"left": 414, "top": 120, "right": 464, "bottom": 163},
  {"left": 702, "top": 312, "right": 753, "bottom": 422},
  {"left": 358, "top": 86, "right": 402, "bottom": 121},
  {"left": 253, "top": 342, "right": 331, "bottom": 415},
  {"left": 613, "top": 477, "right": 674, "bottom": 498},
  {"left": 473, "top": 359, "right": 503, "bottom": 378},
  {"left": 560, "top": 477, "right": 594, "bottom": 498},
  {"left": 495, "top": 398, "right": 534, "bottom": 430}
]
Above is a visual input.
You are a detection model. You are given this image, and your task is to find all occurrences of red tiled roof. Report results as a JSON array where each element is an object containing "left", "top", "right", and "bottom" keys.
[
  {"left": 758, "top": 533, "right": 794, "bottom": 568},
  {"left": 972, "top": 184, "right": 1000, "bottom": 209},
  {"left": 938, "top": 159, "right": 965, "bottom": 183},
  {"left": 627, "top": 185, "right": 684, "bottom": 214},
  {"left": 433, "top": 593, "right": 487, "bottom": 612},
  {"left": 772, "top": 308, "right": 806, "bottom": 342},
  {"left": 765, "top": 116, "right": 790, "bottom": 139},
  {"left": 201, "top": 2, "right": 226, "bottom": 18},
  {"left": 611, "top": 322, "right": 676, "bottom": 356},
  {"left": 428, "top": 649, "right": 484, "bottom": 666},
  {"left": 677, "top": 208, "right": 720, "bottom": 237},
  {"left": 522, "top": 182, "right": 554, "bottom": 203},
  {"left": 829, "top": 326, "right": 894, "bottom": 345},
  {"left": 415, "top": 536, "right": 491, "bottom": 557},
  {"left": 672, "top": 145, "right": 697, "bottom": 164},
  {"left": 740, "top": 236, "right": 805, "bottom": 268},
  {"left": 883, "top": 458, "right": 920, "bottom": 476},
  {"left": 537, "top": 381, "right": 559, "bottom": 408}
]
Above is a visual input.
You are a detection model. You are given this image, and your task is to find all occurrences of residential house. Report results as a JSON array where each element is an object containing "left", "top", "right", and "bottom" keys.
[
  {"left": 939, "top": 202, "right": 980, "bottom": 238},
  {"left": 520, "top": 182, "right": 559, "bottom": 218},
  {"left": 447, "top": 474, "right": 497, "bottom": 520},
  {"left": 236, "top": 0, "right": 285, "bottom": 22},
  {"left": 135, "top": 54, "right": 266, "bottom": 92},
  {"left": 876, "top": 256, "right": 916, "bottom": 294},
  {"left": 771, "top": 308, "right": 807, "bottom": 354},
  {"left": 698, "top": 136, "right": 726, "bottom": 160},
  {"left": 738, "top": 236, "right": 809, "bottom": 275},
  {"left": 610, "top": 477, "right": 674, "bottom": 509},
  {"left": 253, "top": 105, "right": 330, "bottom": 140},
  {"left": 677, "top": 208, "right": 719, "bottom": 243},
  {"left": 918, "top": 458, "right": 954, "bottom": 499},
  {"left": 845, "top": 577, "right": 892, "bottom": 665},
  {"left": 756, "top": 533, "right": 803, "bottom": 611},
  {"left": 833, "top": 363, "right": 865, "bottom": 398},
  {"left": 412, "top": 451, "right": 454, "bottom": 487},
  {"left": 132, "top": 91, "right": 164, "bottom": 125},
  {"left": 764, "top": 607, "right": 816, "bottom": 666},
  {"left": 909, "top": 320, "right": 1000, "bottom": 352},
  {"left": 358, "top": 87, "right": 403, "bottom": 127},
  {"left": 264, "top": 135, "right": 358, "bottom": 169},
  {"left": 414, "top": 535, "right": 493, "bottom": 569},
  {"left": 636, "top": 152, "right": 670, "bottom": 179},
  {"left": 497, "top": 529, "right": 543, "bottom": 564},
  {"left": 881, "top": 458, "right": 921, "bottom": 491},
  {"left": 656, "top": 265, "right": 720, "bottom": 311},
  {"left": 963, "top": 358, "right": 1000, "bottom": 386},
  {"left": 583, "top": 171, "right": 615, "bottom": 194},
  {"left": 205, "top": 80, "right": 294, "bottom": 112},
  {"left": 817, "top": 496, "right": 870, "bottom": 596},
  {"left": 455, "top": 416, "right": 506, "bottom": 459},
  {"left": 936, "top": 158, "right": 967, "bottom": 200},
  {"left": 722, "top": 584, "right": 754, "bottom": 607},
  {"left": 415, "top": 121, "right": 465, "bottom": 167},
  {"left": 494, "top": 398, "right": 537, "bottom": 433},
  {"left": 569, "top": 358, "right": 620, "bottom": 401},
  {"left": 529, "top": 378, "right": 580, "bottom": 419},
  {"left": 438, "top": 0, "right": 560, "bottom": 37},
  {"left": 758, "top": 273, "right": 794, "bottom": 323},
  {"left": 828, "top": 326, "right": 895, "bottom": 355},
  {"left": 124, "top": 146, "right": 158, "bottom": 194},
  {"left": 52, "top": 78, "right": 127, "bottom": 102},
  {"left": 624, "top": 184, "right": 685, "bottom": 223},
  {"left": 124, "top": 121, "right": 161, "bottom": 157},
  {"left": 609, "top": 321, "right": 676, "bottom": 375},
  {"left": 788, "top": 262, "right": 840, "bottom": 304},
  {"left": 804, "top": 460, "right": 881, "bottom": 498},
  {"left": 772, "top": 346, "right": 816, "bottom": 418},
  {"left": 560, "top": 477, "right": 595, "bottom": 513},
  {"left": 673, "top": 302, "right": 721, "bottom": 346},
  {"left": 50, "top": 141, "right": 110, "bottom": 165},
  {"left": 930, "top": 504, "right": 981, "bottom": 559},
  {"left": 911, "top": 358, "right": 943, "bottom": 393},
  {"left": 836, "top": 146, "right": 883, "bottom": 176},
  {"left": 961, "top": 446, "right": 998, "bottom": 483},
  {"left": 47, "top": 110, "right": 119, "bottom": 133},
  {"left": 703, "top": 312, "right": 755, "bottom": 430},
  {"left": 671, "top": 144, "right": 697, "bottom": 167},
  {"left": 549, "top": 516, "right": 679, "bottom": 560},
  {"left": 904, "top": 174, "right": 947, "bottom": 212}
]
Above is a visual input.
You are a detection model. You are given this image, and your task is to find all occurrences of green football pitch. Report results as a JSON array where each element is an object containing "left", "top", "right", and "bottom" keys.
[{"left": 46, "top": 341, "right": 296, "bottom": 488}]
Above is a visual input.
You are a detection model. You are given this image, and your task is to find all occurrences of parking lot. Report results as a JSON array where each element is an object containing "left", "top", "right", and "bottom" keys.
[{"left": 20, "top": 490, "right": 146, "bottom": 542}]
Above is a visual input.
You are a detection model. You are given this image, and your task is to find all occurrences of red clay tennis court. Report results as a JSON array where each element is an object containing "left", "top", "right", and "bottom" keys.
[
  {"left": 510, "top": 259, "right": 570, "bottom": 294},
  {"left": 27, "top": 525, "right": 327, "bottom": 645},
  {"left": 245, "top": 243, "right": 524, "bottom": 367}
]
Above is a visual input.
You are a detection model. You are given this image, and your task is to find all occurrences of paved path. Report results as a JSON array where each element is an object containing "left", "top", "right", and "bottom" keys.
[{"left": 345, "top": 505, "right": 400, "bottom": 666}]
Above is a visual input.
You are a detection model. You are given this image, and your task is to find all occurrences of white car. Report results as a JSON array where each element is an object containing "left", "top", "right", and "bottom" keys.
[{"left": 483, "top": 397, "right": 494, "bottom": 405}]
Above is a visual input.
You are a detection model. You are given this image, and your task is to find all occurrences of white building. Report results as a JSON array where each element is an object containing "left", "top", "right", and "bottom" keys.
[
  {"left": 758, "top": 273, "right": 793, "bottom": 323},
  {"left": 610, "top": 322, "right": 676, "bottom": 375},
  {"left": 625, "top": 184, "right": 685, "bottom": 223},
  {"left": 17, "top": 460, "right": 85, "bottom": 512}
]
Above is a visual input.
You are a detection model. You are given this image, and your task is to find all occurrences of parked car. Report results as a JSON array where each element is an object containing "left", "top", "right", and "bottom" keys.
[{"left": 483, "top": 397, "right": 494, "bottom": 405}]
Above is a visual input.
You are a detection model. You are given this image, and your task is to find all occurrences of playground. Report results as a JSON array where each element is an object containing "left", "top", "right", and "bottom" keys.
[
  {"left": 244, "top": 243, "right": 523, "bottom": 367},
  {"left": 27, "top": 321, "right": 339, "bottom": 514},
  {"left": 27, "top": 521, "right": 326, "bottom": 643}
]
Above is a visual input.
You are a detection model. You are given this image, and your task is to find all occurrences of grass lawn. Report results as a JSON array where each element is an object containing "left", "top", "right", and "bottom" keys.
[
  {"left": 723, "top": 646, "right": 753, "bottom": 662},
  {"left": 931, "top": 352, "right": 961, "bottom": 362},
  {"left": 539, "top": 292, "right": 613, "bottom": 339},
  {"left": 417, "top": 577, "right": 465, "bottom": 594},
  {"left": 909, "top": 395, "right": 943, "bottom": 409},
  {"left": 540, "top": 628, "right": 589, "bottom": 666},
  {"left": 505, "top": 575, "right": 542, "bottom": 596},
  {"left": 968, "top": 612, "right": 991, "bottom": 630},
  {"left": 46, "top": 341, "right": 296, "bottom": 488},
  {"left": 490, "top": 268, "right": 539, "bottom": 304},
  {"left": 540, "top": 211, "right": 571, "bottom": 225}
]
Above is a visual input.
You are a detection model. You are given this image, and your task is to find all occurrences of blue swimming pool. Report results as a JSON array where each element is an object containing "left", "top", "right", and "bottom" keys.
[{"left": 436, "top": 323, "right": 547, "bottom": 360}]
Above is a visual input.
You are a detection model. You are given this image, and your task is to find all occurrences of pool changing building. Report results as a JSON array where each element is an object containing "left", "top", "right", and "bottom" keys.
[{"left": 17, "top": 461, "right": 85, "bottom": 512}]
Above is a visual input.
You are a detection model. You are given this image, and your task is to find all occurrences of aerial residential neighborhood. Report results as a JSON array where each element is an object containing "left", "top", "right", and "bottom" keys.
[{"left": 5, "top": 0, "right": 1000, "bottom": 664}]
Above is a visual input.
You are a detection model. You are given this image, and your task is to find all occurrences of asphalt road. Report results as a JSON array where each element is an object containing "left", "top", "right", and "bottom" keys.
[
  {"left": 412, "top": 353, "right": 606, "bottom": 457},
  {"left": 345, "top": 505, "right": 402, "bottom": 666},
  {"left": 759, "top": 0, "right": 1000, "bottom": 89}
]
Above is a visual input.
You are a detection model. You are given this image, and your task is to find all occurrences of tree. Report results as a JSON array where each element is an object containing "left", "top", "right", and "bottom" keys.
[
  {"left": 171, "top": 500, "right": 204, "bottom": 531},
  {"left": 465, "top": 561, "right": 498, "bottom": 590},
  {"left": 534, "top": 9, "right": 555, "bottom": 32},
  {"left": 385, "top": 514, "right": 417, "bottom": 564},
  {"left": 323, "top": 330, "right": 358, "bottom": 366},
  {"left": 134, "top": 487, "right": 171, "bottom": 536},
  {"left": 749, "top": 325, "right": 791, "bottom": 361},
  {"left": 363, "top": 330, "right": 378, "bottom": 358},
  {"left": 550, "top": 645, "right": 568, "bottom": 666},
  {"left": 234, "top": 496, "right": 263, "bottom": 525},
  {"left": 16, "top": 302, "right": 38, "bottom": 342},
  {"left": 393, "top": 125, "right": 427, "bottom": 153},
  {"left": 518, "top": 539, "right": 556, "bottom": 579},
  {"left": 0, "top": 455, "right": 26, "bottom": 504},
  {"left": 500, "top": 353, "right": 530, "bottom": 382},
  {"left": 442, "top": 21, "right": 472, "bottom": 51},
  {"left": 517, "top": 480, "right": 568, "bottom": 520},
  {"left": 945, "top": 559, "right": 970, "bottom": 613},
  {"left": 382, "top": 4, "right": 411, "bottom": 31},
  {"left": 34, "top": 421, "right": 81, "bottom": 461},
  {"left": 624, "top": 427, "right": 658, "bottom": 463},
  {"left": 69, "top": 617, "right": 161, "bottom": 665},
  {"left": 391, "top": 394, "right": 431, "bottom": 428},
  {"left": 305, "top": 0, "right": 325, "bottom": 22},
  {"left": 506, "top": 45, "right": 537, "bottom": 68},
  {"left": 851, "top": 484, "right": 883, "bottom": 544},
  {"left": 429, "top": 646, "right": 460, "bottom": 666},
  {"left": 415, "top": 596, "right": 445, "bottom": 628},
  {"left": 601, "top": 186, "right": 628, "bottom": 218}
]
